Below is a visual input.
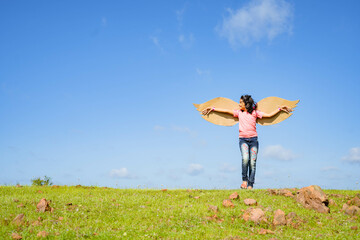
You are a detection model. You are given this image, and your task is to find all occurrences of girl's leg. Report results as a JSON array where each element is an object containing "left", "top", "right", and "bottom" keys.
[
  {"left": 239, "top": 139, "right": 250, "bottom": 186},
  {"left": 248, "top": 138, "right": 259, "bottom": 188}
]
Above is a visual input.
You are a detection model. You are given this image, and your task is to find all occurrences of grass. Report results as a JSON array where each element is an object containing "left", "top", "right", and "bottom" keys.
[{"left": 1, "top": 185, "right": 359, "bottom": 239}]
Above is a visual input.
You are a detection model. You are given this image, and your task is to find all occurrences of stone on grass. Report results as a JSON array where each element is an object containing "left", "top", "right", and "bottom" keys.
[
  {"left": 267, "top": 188, "right": 293, "bottom": 197},
  {"left": 32, "top": 220, "right": 42, "bottom": 226},
  {"left": 12, "top": 214, "right": 25, "bottom": 225},
  {"left": 287, "top": 212, "right": 297, "bottom": 219},
  {"left": 296, "top": 185, "right": 330, "bottom": 213},
  {"left": 243, "top": 198, "right": 257, "bottom": 206},
  {"left": 286, "top": 212, "right": 297, "bottom": 225},
  {"left": 36, "top": 198, "right": 51, "bottom": 212},
  {"left": 243, "top": 208, "right": 266, "bottom": 223},
  {"left": 342, "top": 203, "right": 349, "bottom": 212},
  {"left": 37, "top": 231, "right": 48, "bottom": 238},
  {"left": 279, "top": 189, "right": 294, "bottom": 197},
  {"left": 11, "top": 233, "right": 22, "bottom": 239},
  {"left": 273, "top": 209, "right": 286, "bottom": 226},
  {"left": 222, "top": 199, "right": 234, "bottom": 208},
  {"left": 229, "top": 192, "right": 239, "bottom": 200},
  {"left": 208, "top": 205, "right": 219, "bottom": 213},
  {"left": 329, "top": 199, "right": 337, "bottom": 206},
  {"left": 345, "top": 206, "right": 360, "bottom": 216},
  {"left": 258, "top": 228, "right": 274, "bottom": 235},
  {"left": 349, "top": 197, "right": 360, "bottom": 207}
]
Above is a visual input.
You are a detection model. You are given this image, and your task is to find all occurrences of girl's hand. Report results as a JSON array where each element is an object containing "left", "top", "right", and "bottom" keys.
[
  {"left": 202, "top": 107, "right": 213, "bottom": 115},
  {"left": 279, "top": 106, "right": 293, "bottom": 113}
]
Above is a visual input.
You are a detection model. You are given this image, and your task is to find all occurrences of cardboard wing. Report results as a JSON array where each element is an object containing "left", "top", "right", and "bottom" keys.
[
  {"left": 193, "top": 97, "right": 239, "bottom": 126},
  {"left": 256, "top": 97, "right": 299, "bottom": 126},
  {"left": 194, "top": 96, "right": 299, "bottom": 126}
]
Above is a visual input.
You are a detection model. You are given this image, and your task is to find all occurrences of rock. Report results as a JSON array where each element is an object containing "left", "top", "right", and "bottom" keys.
[
  {"left": 287, "top": 212, "right": 297, "bottom": 219},
  {"left": 329, "top": 199, "right": 337, "bottom": 206},
  {"left": 32, "top": 220, "right": 42, "bottom": 226},
  {"left": 11, "top": 233, "right": 22, "bottom": 239},
  {"left": 349, "top": 197, "right": 360, "bottom": 207},
  {"left": 342, "top": 203, "right": 349, "bottom": 212},
  {"left": 205, "top": 214, "right": 224, "bottom": 223},
  {"left": 258, "top": 228, "right": 274, "bottom": 235},
  {"left": 222, "top": 199, "right": 234, "bottom": 208},
  {"left": 229, "top": 192, "right": 239, "bottom": 200},
  {"left": 243, "top": 208, "right": 265, "bottom": 223},
  {"left": 12, "top": 214, "right": 25, "bottom": 225},
  {"left": 328, "top": 193, "right": 343, "bottom": 198},
  {"left": 267, "top": 189, "right": 277, "bottom": 195},
  {"left": 208, "top": 205, "right": 219, "bottom": 213},
  {"left": 345, "top": 206, "right": 360, "bottom": 216},
  {"left": 267, "top": 188, "right": 293, "bottom": 197},
  {"left": 37, "top": 231, "right": 48, "bottom": 238},
  {"left": 279, "top": 189, "right": 294, "bottom": 197},
  {"left": 296, "top": 185, "right": 330, "bottom": 213},
  {"left": 273, "top": 209, "right": 286, "bottom": 226},
  {"left": 36, "top": 198, "right": 51, "bottom": 212},
  {"left": 243, "top": 198, "right": 257, "bottom": 206}
]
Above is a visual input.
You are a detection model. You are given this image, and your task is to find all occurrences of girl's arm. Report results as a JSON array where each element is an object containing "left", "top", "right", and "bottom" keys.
[
  {"left": 262, "top": 106, "right": 293, "bottom": 118},
  {"left": 202, "top": 107, "right": 234, "bottom": 116}
]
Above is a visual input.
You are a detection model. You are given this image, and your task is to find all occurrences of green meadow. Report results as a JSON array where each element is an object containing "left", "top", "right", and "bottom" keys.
[{"left": 1, "top": 186, "right": 359, "bottom": 239}]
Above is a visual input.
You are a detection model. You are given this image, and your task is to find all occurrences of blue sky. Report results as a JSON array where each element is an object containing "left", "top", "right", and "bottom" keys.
[{"left": 1, "top": 0, "right": 360, "bottom": 189}]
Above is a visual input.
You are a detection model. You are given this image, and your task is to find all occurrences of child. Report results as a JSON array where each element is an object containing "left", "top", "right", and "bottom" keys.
[{"left": 202, "top": 95, "right": 292, "bottom": 189}]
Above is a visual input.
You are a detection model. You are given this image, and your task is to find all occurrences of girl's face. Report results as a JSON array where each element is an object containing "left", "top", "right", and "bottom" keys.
[{"left": 239, "top": 99, "right": 246, "bottom": 111}]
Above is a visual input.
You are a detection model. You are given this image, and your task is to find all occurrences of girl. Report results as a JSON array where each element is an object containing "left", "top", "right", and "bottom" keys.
[{"left": 202, "top": 95, "right": 292, "bottom": 189}]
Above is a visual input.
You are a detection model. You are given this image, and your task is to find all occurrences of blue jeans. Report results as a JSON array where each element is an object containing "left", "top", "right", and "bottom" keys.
[{"left": 239, "top": 137, "right": 259, "bottom": 188}]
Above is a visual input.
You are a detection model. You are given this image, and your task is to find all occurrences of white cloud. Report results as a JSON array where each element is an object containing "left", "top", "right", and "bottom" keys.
[
  {"left": 217, "top": 0, "right": 293, "bottom": 47},
  {"left": 220, "top": 163, "right": 238, "bottom": 172},
  {"left": 176, "top": 5, "right": 187, "bottom": 27},
  {"left": 263, "top": 144, "right": 296, "bottom": 161},
  {"left": 178, "top": 33, "right": 195, "bottom": 49},
  {"left": 321, "top": 166, "right": 338, "bottom": 172},
  {"left": 153, "top": 125, "right": 197, "bottom": 138},
  {"left": 110, "top": 168, "right": 133, "bottom": 179},
  {"left": 153, "top": 125, "right": 165, "bottom": 131},
  {"left": 196, "top": 68, "right": 210, "bottom": 76},
  {"left": 187, "top": 164, "right": 204, "bottom": 176},
  {"left": 342, "top": 147, "right": 360, "bottom": 163},
  {"left": 150, "top": 36, "right": 165, "bottom": 53},
  {"left": 171, "top": 125, "right": 197, "bottom": 137}
]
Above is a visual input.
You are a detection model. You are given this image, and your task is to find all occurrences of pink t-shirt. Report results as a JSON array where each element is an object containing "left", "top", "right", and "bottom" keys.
[{"left": 233, "top": 110, "right": 264, "bottom": 138}]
